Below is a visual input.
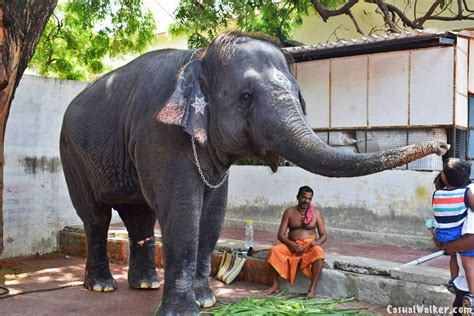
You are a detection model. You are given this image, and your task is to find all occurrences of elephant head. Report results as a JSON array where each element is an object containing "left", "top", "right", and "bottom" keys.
[{"left": 157, "top": 32, "right": 449, "bottom": 177}]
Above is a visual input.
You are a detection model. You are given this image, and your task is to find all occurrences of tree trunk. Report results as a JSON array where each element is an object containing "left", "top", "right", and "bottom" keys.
[{"left": 0, "top": 1, "right": 57, "bottom": 254}]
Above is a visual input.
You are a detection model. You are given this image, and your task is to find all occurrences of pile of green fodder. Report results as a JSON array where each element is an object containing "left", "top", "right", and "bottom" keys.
[{"left": 202, "top": 296, "right": 377, "bottom": 315}]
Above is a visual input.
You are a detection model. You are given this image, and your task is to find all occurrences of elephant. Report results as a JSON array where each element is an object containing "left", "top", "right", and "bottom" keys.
[{"left": 59, "top": 31, "right": 449, "bottom": 315}]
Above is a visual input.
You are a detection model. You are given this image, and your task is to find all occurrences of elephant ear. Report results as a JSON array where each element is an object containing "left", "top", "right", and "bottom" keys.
[{"left": 155, "top": 60, "right": 209, "bottom": 145}]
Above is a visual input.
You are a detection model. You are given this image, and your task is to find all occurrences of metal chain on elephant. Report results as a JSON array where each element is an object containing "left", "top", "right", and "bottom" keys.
[
  {"left": 188, "top": 48, "right": 229, "bottom": 189},
  {"left": 191, "top": 137, "right": 229, "bottom": 189}
]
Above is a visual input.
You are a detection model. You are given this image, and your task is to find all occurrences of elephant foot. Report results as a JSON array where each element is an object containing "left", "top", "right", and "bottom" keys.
[
  {"left": 84, "top": 264, "right": 117, "bottom": 292},
  {"left": 128, "top": 270, "right": 160, "bottom": 289},
  {"left": 157, "top": 307, "right": 199, "bottom": 316},
  {"left": 158, "top": 290, "right": 199, "bottom": 315},
  {"left": 194, "top": 286, "right": 216, "bottom": 308},
  {"left": 128, "top": 236, "right": 160, "bottom": 289}
]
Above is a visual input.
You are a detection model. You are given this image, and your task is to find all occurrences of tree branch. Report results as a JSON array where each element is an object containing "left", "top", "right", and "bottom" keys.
[
  {"left": 374, "top": 0, "right": 400, "bottom": 32},
  {"left": 311, "top": 0, "right": 358, "bottom": 22},
  {"left": 346, "top": 11, "right": 364, "bottom": 35},
  {"left": 413, "top": 0, "right": 443, "bottom": 27},
  {"left": 412, "top": 0, "right": 474, "bottom": 25},
  {"left": 419, "top": 14, "right": 474, "bottom": 22},
  {"left": 311, "top": 0, "right": 363, "bottom": 35},
  {"left": 365, "top": 0, "right": 474, "bottom": 31},
  {"left": 366, "top": 0, "right": 417, "bottom": 29},
  {"left": 464, "top": 0, "right": 474, "bottom": 13}
]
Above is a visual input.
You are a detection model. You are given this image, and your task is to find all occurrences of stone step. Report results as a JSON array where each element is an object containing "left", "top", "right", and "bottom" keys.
[{"left": 59, "top": 226, "right": 453, "bottom": 308}]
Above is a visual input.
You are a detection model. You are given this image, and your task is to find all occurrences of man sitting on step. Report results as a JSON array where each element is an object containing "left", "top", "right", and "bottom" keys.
[{"left": 265, "top": 185, "right": 327, "bottom": 298}]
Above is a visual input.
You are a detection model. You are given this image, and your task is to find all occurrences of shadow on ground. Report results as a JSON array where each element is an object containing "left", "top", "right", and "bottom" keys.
[{"left": 0, "top": 253, "right": 389, "bottom": 315}]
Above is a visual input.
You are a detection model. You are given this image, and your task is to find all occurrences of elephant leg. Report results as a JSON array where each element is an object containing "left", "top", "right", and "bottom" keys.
[
  {"left": 194, "top": 183, "right": 228, "bottom": 308},
  {"left": 116, "top": 203, "right": 159, "bottom": 289},
  {"left": 157, "top": 188, "right": 203, "bottom": 315},
  {"left": 82, "top": 206, "right": 117, "bottom": 292}
]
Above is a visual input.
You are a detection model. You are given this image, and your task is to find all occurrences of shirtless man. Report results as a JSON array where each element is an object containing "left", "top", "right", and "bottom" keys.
[{"left": 265, "top": 186, "right": 327, "bottom": 298}]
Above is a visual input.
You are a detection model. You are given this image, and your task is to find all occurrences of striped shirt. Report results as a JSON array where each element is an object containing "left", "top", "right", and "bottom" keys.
[{"left": 432, "top": 187, "right": 469, "bottom": 229}]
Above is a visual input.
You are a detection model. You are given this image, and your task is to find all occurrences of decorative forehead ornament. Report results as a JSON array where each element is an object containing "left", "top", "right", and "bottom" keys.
[
  {"left": 269, "top": 67, "right": 308, "bottom": 123},
  {"left": 271, "top": 67, "right": 292, "bottom": 90},
  {"left": 191, "top": 95, "right": 206, "bottom": 115}
]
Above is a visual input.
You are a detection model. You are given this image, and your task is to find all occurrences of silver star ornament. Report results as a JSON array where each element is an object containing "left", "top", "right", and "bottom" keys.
[{"left": 191, "top": 96, "right": 206, "bottom": 115}]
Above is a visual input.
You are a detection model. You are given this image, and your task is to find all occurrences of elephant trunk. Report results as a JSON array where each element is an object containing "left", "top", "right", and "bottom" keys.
[{"left": 267, "top": 104, "right": 449, "bottom": 178}]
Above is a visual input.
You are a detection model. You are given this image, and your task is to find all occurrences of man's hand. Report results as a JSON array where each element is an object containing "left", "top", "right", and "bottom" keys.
[
  {"left": 289, "top": 242, "right": 305, "bottom": 255},
  {"left": 304, "top": 239, "right": 320, "bottom": 251}
]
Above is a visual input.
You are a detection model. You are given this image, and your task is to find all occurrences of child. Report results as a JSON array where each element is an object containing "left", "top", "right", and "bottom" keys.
[
  {"left": 432, "top": 158, "right": 474, "bottom": 312},
  {"left": 430, "top": 171, "right": 459, "bottom": 294}
]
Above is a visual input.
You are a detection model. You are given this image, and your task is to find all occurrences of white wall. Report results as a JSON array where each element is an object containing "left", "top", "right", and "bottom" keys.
[
  {"left": 3, "top": 75, "right": 87, "bottom": 258},
  {"left": 368, "top": 51, "right": 409, "bottom": 126},
  {"left": 331, "top": 56, "right": 368, "bottom": 128},
  {"left": 455, "top": 37, "right": 468, "bottom": 128},
  {"left": 469, "top": 38, "right": 474, "bottom": 95},
  {"left": 297, "top": 46, "right": 456, "bottom": 129},
  {"left": 410, "top": 47, "right": 454, "bottom": 126},
  {"left": 227, "top": 166, "right": 436, "bottom": 220},
  {"left": 226, "top": 166, "right": 438, "bottom": 247},
  {"left": 297, "top": 60, "right": 330, "bottom": 129}
]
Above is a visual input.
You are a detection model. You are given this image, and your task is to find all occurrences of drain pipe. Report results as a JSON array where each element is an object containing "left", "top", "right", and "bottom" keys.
[{"left": 401, "top": 250, "right": 446, "bottom": 266}]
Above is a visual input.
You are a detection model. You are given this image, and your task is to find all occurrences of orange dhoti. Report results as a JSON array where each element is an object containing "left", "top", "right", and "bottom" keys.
[{"left": 268, "top": 239, "right": 325, "bottom": 285}]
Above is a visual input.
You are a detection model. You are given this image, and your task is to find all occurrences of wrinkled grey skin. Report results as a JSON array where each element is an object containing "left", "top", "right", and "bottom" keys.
[{"left": 60, "top": 32, "right": 449, "bottom": 315}]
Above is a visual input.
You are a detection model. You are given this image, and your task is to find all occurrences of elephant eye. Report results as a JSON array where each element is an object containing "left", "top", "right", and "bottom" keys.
[{"left": 240, "top": 93, "right": 252, "bottom": 103}]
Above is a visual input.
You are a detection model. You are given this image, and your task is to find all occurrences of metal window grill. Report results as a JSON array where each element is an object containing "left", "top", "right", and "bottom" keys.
[
  {"left": 448, "top": 128, "right": 474, "bottom": 179},
  {"left": 314, "top": 128, "right": 446, "bottom": 171},
  {"left": 451, "top": 128, "right": 468, "bottom": 159}
]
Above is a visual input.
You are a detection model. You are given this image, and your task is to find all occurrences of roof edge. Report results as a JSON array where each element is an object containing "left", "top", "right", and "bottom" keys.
[{"left": 283, "top": 29, "right": 459, "bottom": 62}]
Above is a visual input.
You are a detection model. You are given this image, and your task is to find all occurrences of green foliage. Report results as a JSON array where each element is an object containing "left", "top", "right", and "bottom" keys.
[
  {"left": 29, "top": 0, "right": 156, "bottom": 81},
  {"left": 170, "top": 0, "right": 346, "bottom": 48},
  {"left": 234, "top": 156, "right": 289, "bottom": 167},
  {"left": 204, "top": 295, "right": 368, "bottom": 315},
  {"left": 234, "top": 156, "right": 266, "bottom": 166}
]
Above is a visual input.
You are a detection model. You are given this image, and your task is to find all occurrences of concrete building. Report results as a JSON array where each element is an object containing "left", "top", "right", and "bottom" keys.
[
  {"left": 227, "top": 29, "right": 474, "bottom": 247},
  {"left": 285, "top": 29, "right": 474, "bottom": 172}
]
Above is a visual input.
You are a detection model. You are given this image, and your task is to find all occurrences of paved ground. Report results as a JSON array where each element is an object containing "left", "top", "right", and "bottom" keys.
[
  {"left": 0, "top": 253, "right": 390, "bottom": 315},
  {"left": 0, "top": 225, "right": 448, "bottom": 315}
]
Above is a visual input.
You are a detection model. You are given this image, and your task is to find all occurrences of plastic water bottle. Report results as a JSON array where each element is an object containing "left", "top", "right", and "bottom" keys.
[{"left": 245, "top": 219, "right": 254, "bottom": 249}]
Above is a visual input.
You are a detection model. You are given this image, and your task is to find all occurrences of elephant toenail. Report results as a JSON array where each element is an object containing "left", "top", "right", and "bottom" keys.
[
  {"left": 93, "top": 284, "right": 102, "bottom": 291},
  {"left": 202, "top": 299, "right": 214, "bottom": 308}
]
